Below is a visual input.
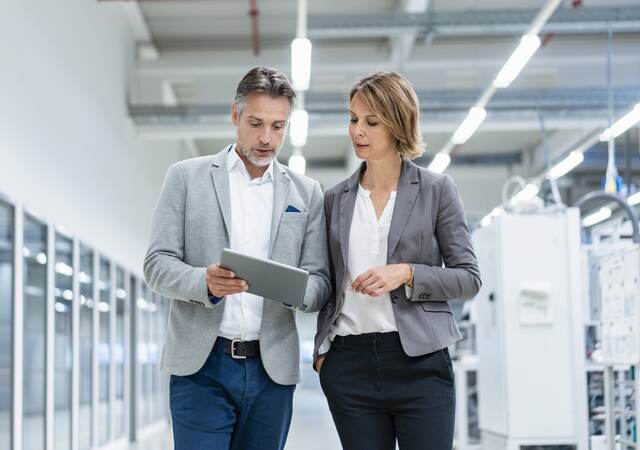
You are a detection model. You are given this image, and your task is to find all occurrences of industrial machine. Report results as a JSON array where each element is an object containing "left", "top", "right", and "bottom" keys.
[
  {"left": 595, "top": 245, "right": 640, "bottom": 450},
  {"left": 473, "top": 208, "right": 589, "bottom": 450},
  {"left": 453, "top": 302, "right": 481, "bottom": 450}
]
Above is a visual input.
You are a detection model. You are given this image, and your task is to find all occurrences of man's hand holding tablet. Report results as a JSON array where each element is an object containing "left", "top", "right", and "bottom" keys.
[
  {"left": 206, "top": 264, "right": 248, "bottom": 297},
  {"left": 219, "top": 248, "right": 309, "bottom": 309}
]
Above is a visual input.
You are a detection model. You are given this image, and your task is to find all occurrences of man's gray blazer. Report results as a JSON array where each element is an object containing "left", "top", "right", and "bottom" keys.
[
  {"left": 144, "top": 146, "right": 331, "bottom": 385},
  {"left": 314, "top": 158, "right": 481, "bottom": 359}
]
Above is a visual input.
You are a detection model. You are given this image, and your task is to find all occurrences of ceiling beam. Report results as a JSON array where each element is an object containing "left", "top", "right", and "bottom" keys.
[
  {"left": 308, "top": 7, "right": 640, "bottom": 39},
  {"left": 390, "top": 0, "right": 430, "bottom": 71},
  {"left": 129, "top": 86, "right": 640, "bottom": 117},
  {"left": 129, "top": 86, "right": 640, "bottom": 140},
  {"left": 130, "top": 113, "right": 613, "bottom": 141},
  {"left": 118, "top": 2, "right": 159, "bottom": 59},
  {"left": 134, "top": 37, "right": 640, "bottom": 78}
]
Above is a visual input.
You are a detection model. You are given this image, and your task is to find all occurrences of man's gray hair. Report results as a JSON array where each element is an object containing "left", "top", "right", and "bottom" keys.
[{"left": 234, "top": 67, "right": 296, "bottom": 116}]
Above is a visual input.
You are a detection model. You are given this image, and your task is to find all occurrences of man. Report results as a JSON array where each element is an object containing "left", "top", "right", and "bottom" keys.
[{"left": 144, "top": 67, "right": 331, "bottom": 450}]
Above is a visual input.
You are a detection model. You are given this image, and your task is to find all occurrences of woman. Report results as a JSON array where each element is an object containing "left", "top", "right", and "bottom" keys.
[{"left": 314, "top": 72, "right": 481, "bottom": 450}]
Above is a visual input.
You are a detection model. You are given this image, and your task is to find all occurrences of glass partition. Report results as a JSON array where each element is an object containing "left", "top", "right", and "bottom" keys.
[
  {"left": 114, "top": 267, "right": 126, "bottom": 438},
  {"left": 0, "top": 201, "right": 14, "bottom": 449},
  {"left": 22, "top": 215, "right": 47, "bottom": 450},
  {"left": 78, "top": 245, "right": 94, "bottom": 450},
  {"left": 98, "top": 258, "right": 111, "bottom": 444},
  {"left": 54, "top": 234, "right": 73, "bottom": 450}
]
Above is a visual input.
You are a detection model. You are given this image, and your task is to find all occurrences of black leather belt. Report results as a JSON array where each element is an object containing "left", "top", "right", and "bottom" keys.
[{"left": 220, "top": 338, "right": 261, "bottom": 359}]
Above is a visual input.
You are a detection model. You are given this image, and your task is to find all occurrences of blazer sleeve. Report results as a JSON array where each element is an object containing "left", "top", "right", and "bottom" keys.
[
  {"left": 298, "top": 181, "right": 332, "bottom": 313},
  {"left": 408, "top": 174, "right": 482, "bottom": 302},
  {"left": 143, "top": 163, "right": 216, "bottom": 309},
  {"left": 312, "top": 188, "right": 339, "bottom": 360},
  {"left": 322, "top": 188, "right": 337, "bottom": 307}
]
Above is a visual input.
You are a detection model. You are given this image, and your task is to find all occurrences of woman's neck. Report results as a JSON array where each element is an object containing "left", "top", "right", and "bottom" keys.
[{"left": 361, "top": 154, "right": 403, "bottom": 191}]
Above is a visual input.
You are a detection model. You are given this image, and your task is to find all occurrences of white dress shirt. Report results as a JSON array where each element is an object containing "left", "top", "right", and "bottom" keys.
[
  {"left": 329, "top": 185, "right": 399, "bottom": 341},
  {"left": 218, "top": 146, "right": 274, "bottom": 341}
]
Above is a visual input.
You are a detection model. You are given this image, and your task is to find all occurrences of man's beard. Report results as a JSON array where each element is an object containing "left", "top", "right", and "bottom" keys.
[{"left": 239, "top": 144, "right": 280, "bottom": 167}]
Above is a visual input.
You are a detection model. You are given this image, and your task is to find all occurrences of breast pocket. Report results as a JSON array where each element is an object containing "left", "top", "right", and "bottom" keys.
[
  {"left": 281, "top": 212, "right": 309, "bottom": 221},
  {"left": 275, "top": 214, "right": 309, "bottom": 264}
]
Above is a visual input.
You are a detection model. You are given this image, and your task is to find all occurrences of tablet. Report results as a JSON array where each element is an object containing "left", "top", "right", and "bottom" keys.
[{"left": 219, "top": 248, "right": 309, "bottom": 308}]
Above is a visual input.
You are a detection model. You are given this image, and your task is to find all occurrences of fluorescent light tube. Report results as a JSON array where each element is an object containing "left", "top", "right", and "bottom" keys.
[
  {"left": 599, "top": 103, "right": 640, "bottom": 141},
  {"left": 452, "top": 107, "right": 487, "bottom": 145},
  {"left": 493, "top": 34, "right": 541, "bottom": 88},
  {"left": 288, "top": 149, "right": 306, "bottom": 175},
  {"left": 479, "top": 207, "right": 504, "bottom": 227},
  {"left": 582, "top": 207, "right": 612, "bottom": 227},
  {"left": 547, "top": 151, "right": 584, "bottom": 180},
  {"left": 291, "top": 38, "right": 312, "bottom": 91},
  {"left": 515, "top": 183, "right": 540, "bottom": 202},
  {"left": 480, "top": 215, "right": 492, "bottom": 227},
  {"left": 289, "top": 109, "right": 309, "bottom": 147},
  {"left": 428, "top": 152, "right": 451, "bottom": 174}
]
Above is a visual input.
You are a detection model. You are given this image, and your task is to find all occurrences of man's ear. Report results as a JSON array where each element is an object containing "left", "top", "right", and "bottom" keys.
[{"left": 231, "top": 102, "right": 239, "bottom": 126}]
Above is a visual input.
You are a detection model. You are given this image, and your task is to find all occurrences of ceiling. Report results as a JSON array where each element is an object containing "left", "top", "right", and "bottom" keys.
[{"left": 121, "top": 0, "right": 640, "bottom": 219}]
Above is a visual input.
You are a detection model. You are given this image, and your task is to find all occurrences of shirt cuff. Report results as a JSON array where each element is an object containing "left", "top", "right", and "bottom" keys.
[
  {"left": 404, "top": 284, "right": 414, "bottom": 299},
  {"left": 208, "top": 292, "right": 223, "bottom": 305}
]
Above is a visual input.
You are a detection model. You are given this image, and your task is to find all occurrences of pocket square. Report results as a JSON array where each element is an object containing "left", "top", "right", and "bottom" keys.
[{"left": 285, "top": 205, "right": 301, "bottom": 213}]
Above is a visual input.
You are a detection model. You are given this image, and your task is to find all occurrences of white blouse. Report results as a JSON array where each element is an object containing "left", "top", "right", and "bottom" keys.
[{"left": 328, "top": 184, "right": 399, "bottom": 342}]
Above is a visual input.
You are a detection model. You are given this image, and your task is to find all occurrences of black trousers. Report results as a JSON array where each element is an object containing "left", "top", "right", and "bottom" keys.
[{"left": 319, "top": 332, "right": 455, "bottom": 450}]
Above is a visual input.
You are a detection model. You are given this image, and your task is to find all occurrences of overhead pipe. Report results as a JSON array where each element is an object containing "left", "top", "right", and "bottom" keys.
[{"left": 249, "top": 0, "right": 260, "bottom": 56}]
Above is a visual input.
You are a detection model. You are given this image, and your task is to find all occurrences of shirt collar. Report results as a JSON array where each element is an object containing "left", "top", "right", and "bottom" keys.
[{"left": 227, "top": 144, "right": 275, "bottom": 182}]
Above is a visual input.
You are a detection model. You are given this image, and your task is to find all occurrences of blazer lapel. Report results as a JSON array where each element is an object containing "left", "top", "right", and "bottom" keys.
[
  {"left": 387, "top": 159, "right": 420, "bottom": 259},
  {"left": 338, "top": 163, "right": 363, "bottom": 269},
  {"left": 269, "top": 161, "right": 291, "bottom": 257},
  {"left": 210, "top": 146, "right": 233, "bottom": 237}
]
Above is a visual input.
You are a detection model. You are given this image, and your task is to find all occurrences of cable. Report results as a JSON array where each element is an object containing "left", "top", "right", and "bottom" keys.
[
  {"left": 501, "top": 176, "right": 527, "bottom": 210},
  {"left": 574, "top": 192, "right": 640, "bottom": 244}
]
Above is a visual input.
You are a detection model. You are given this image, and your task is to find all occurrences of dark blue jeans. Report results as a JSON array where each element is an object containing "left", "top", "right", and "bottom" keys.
[{"left": 170, "top": 339, "right": 295, "bottom": 450}]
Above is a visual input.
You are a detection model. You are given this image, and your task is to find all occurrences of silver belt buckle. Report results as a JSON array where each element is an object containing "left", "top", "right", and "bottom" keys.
[{"left": 231, "top": 339, "right": 247, "bottom": 360}]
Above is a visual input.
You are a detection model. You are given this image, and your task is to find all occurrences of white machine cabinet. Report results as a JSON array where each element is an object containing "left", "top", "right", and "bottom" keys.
[
  {"left": 473, "top": 209, "right": 588, "bottom": 450},
  {"left": 599, "top": 246, "right": 640, "bottom": 365},
  {"left": 597, "top": 245, "right": 640, "bottom": 450}
]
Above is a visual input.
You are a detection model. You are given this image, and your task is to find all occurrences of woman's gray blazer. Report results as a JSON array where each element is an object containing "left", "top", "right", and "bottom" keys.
[{"left": 314, "top": 158, "right": 481, "bottom": 359}]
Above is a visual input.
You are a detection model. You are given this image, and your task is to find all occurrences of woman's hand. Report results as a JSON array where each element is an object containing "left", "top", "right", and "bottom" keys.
[
  {"left": 314, "top": 355, "right": 326, "bottom": 372},
  {"left": 351, "top": 264, "right": 412, "bottom": 297}
]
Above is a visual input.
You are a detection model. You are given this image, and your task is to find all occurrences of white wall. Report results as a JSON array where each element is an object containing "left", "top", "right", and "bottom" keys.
[{"left": 0, "top": 0, "right": 184, "bottom": 274}]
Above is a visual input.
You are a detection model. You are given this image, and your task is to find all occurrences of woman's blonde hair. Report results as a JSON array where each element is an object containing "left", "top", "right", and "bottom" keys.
[{"left": 349, "top": 71, "right": 425, "bottom": 160}]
